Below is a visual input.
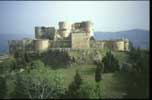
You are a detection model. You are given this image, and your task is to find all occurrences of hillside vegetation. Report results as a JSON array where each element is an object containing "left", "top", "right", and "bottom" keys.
[{"left": 0, "top": 48, "right": 149, "bottom": 99}]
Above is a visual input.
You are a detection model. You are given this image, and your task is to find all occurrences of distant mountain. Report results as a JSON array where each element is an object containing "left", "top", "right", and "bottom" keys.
[
  {"left": 0, "top": 33, "right": 34, "bottom": 53},
  {"left": 94, "top": 29, "right": 149, "bottom": 49}
]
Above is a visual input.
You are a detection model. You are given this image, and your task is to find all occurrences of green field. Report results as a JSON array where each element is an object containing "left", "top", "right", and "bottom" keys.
[
  {"left": 55, "top": 64, "right": 127, "bottom": 98},
  {"left": 58, "top": 51, "right": 128, "bottom": 98}
]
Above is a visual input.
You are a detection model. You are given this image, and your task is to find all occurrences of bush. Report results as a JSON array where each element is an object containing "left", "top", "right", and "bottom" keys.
[
  {"left": 0, "top": 76, "right": 7, "bottom": 99},
  {"left": 0, "top": 58, "right": 16, "bottom": 73},
  {"left": 76, "top": 81, "right": 103, "bottom": 99},
  {"left": 95, "top": 61, "right": 103, "bottom": 82},
  {"left": 102, "top": 51, "right": 119, "bottom": 73},
  {"left": 78, "top": 81, "right": 98, "bottom": 99},
  {"left": 12, "top": 67, "right": 65, "bottom": 99},
  {"left": 67, "top": 70, "right": 82, "bottom": 98},
  {"left": 121, "top": 48, "right": 149, "bottom": 98},
  {"left": 120, "top": 63, "right": 132, "bottom": 72},
  {"left": 42, "top": 50, "right": 71, "bottom": 68},
  {"left": 30, "top": 60, "right": 45, "bottom": 69}
]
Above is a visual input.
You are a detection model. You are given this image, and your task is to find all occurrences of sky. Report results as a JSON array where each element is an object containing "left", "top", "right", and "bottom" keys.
[{"left": 0, "top": 1, "right": 149, "bottom": 35}]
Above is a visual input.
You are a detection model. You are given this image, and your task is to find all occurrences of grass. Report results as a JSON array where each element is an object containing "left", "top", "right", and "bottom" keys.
[
  {"left": 99, "top": 72, "right": 127, "bottom": 98},
  {"left": 56, "top": 63, "right": 127, "bottom": 98},
  {"left": 55, "top": 50, "right": 129, "bottom": 98},
  {"left": 56, "top": 64, "right": 96, "bottom": 88}
]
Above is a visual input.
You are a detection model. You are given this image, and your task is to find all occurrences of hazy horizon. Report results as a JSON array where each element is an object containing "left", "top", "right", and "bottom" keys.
[{"left": 0, "top": 1, "right": 149, "bottom": 35}]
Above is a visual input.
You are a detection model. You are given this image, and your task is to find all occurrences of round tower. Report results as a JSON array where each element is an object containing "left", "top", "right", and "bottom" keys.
[
  {"left": 58, "top": 21, "right": 71, "bottom": 38},
  {"left": 81, "top": 21, "right": 94, "bottom": 37},
  {"left": 34, "top": 39, "right": 49, "bottom": 52}
]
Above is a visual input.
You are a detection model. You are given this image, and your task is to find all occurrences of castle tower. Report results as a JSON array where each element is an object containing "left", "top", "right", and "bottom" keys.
[
  {"left": 35, "top": 26, "right": 42, "bottom": 39},
  {"left": 81, "top": 21, "right": 94, "bottom": 38},
  {"left": 34, "top": 39, "right": 49, "bottom": 52},
  {"left": 58, "top": 21, "right": 71, "bottom": 38},
  {"left": 35, "top": 26, "right": 56, "bottom": 40}
]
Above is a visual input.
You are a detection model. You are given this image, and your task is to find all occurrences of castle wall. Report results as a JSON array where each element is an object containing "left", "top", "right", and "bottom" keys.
[
  {"left": 8, "top": 21, "right": 130, "bottom": 54},
  {"left": 80, "top": 21, "right": 94, "bottom": 37},
  {"left": 49, "top": 40, "right": 54, "bottom": 48},
  {"left": 94, "top": 39, "right": 129, "bottom": 51},
  {"left": 95, "top": 41, "right": 105, "bottom": 48},
  {"left": 114, "top": 41, "right": 125, "bottom": 51},
  {"left": 22, "top": 38, "right": 34, "bottom": 51},
  {"left": 53, "top": 40, "right": 71, "bottom": 48},
  {"left": 71, "top": 33, "right": 90, "bottom": 49},
  {"left": 8, "top": 38, "right": 34, "bottom": 55},
  {"left": 35, "top": 27, "right": 55, "bottom": 40},
  {"left": 124, "top": 39, "right": 129, "bottom": 51},
  {"left": 72, "top": 21, "right": 94, "bottom": 38},
  {"left": 34, "top": 39, "right": 49, "bottom": 52}
]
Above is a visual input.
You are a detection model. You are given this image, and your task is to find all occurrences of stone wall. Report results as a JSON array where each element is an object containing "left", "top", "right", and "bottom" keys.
[
  {"left": 53, "top": 40, "right": 71, "bottom": 48},
  {"left": 8, "top": 39, "right": 34, "bottom": 55},
  {"left": 34, "top": 39, "right": 49, "bottom": 52},
  {"left": 35, "top": 27, "right": 55, "bottom": 40},
  {"left": 91, "top": 39, "right": 129, "bottom": 51},
  {"left": 71, "top": 33, "right": 90, "bottom": 49}
]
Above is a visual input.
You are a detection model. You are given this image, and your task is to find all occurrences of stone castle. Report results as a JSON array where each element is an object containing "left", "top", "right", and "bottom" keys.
[{"left": 8, "top": 21, "right": 129, "bottom": 54}]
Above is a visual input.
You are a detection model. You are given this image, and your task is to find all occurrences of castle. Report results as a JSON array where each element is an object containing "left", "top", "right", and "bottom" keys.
[{"left": 8, "top": 21, "right": 129, "bottom": 55}]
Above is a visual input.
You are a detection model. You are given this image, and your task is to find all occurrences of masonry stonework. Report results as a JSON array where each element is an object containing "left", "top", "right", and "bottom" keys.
[{"left": 8, "top": 21, "right": 130, "bottom": 55}]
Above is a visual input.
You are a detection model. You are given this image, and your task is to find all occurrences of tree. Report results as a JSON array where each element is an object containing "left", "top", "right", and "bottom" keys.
[
  {"left": 124, "top": 48, "right": 149, "bottom": 98},
  {"left": 95, "top": 62, "right": 103, "bottom": 82},
  {"left": 67, "top": 69, "right": 82, "bottom": 98},
  {"left": 13, "top": 67, "right": 65, "bottom": 99},
  {"left": 0, "top": 76, "right": 7, "bottom": 99},
  {"left": 129, "top": 41, "right": 134, "bottom": 51},
  {"left": 14, "top": 51, "right": 19, "bottom": 59},
  {"left": 24, "top": 52, "right": 32, "bottom": 63},
  {"left": 77, "top": 81, "right": 98, "bottom": 99},
  {"left": 30, "top": 60, "right": 45, "bottom": 69},
  {"left": 14, "top": 51, "right": 26, "bottom": 68},
  {"left": 12, "top": 73, "right": 27, "bottom": 98},
  {"left": 102, "top": 51, "right": 119, "bottom": 73},
  {"left": 0, "top": 58, "right": 16, "bottom": 73},
  {"left": 76, "top": 81, "right": 103, "bottom": 99},
  {"left": 74, "top": 69, "right": 82, "bottom": 89},
  {"left": 127, "top": 47, "right": 140, "bottom": 64},
  {"left": 90, "top": 36, "right": 96, "bottom": 48}
]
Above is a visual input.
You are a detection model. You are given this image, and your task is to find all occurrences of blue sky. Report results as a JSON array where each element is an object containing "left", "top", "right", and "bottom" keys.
[{"left": 0, "top": 1, "right": 149, "bottom": 34}]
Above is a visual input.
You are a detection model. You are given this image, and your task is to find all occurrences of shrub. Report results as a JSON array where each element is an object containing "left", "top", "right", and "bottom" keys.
[
  {"left": 95, "top": 62, "right": 103, "bottom": 82},
  {"left": 77, "top": 81, "right": 103, "bottom": 99},
  {"left": 0, "top": 76, "right": 7, "bottom": 99},
  {"left": 13, "top": 67, "right": 65, "bottom": 99},
  {"left": 102, "top": 51, "right": 119, "bottom": 73},
  {"left": 0, "top": 58, "right": 16, "bottom": 73},
  {"left": 67, "top": 70, "right": 82, "bottom": 98},
  {"left": 78, "top": 81, "right": 98, "bottom": 99}
]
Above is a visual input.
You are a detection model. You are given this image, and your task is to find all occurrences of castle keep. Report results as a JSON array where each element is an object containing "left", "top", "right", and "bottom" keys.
[{"left": 8, "top": 21, "right": 129, "bottom": 54}]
